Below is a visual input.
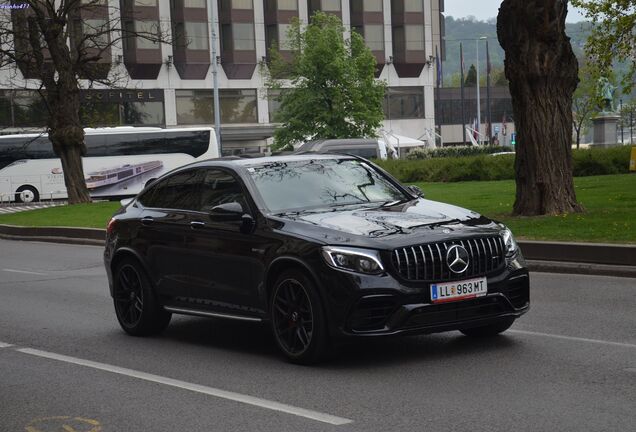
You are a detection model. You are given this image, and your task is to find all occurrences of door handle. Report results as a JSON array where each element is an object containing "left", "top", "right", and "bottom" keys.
[
  {"left": 141, "top": 216, "right": 154, "bottom": 225},
  {"left": 190, "top": 221, "right": 205, "bottom": 229}
]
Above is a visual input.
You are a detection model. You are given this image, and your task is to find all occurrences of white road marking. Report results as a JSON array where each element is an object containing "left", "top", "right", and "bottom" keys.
[
  {"left": 16, "top": 347, "right": 353, "bottom": 426},
  {"left": 510, "top": 329, "right": 636, "bottom": 349},
  {"left": 2, "top": 268, "right": 48, "bottom": 276},
  {"left": 0, "top": 342, "right": 14, "bottom": 348}
]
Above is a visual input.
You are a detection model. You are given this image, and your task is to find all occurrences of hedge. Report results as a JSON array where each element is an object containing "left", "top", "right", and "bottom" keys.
[
  {"left": 375, "top": 146, "right": 633, "bottom": 183},
  {"left": 406, "top": 145, "right": 511, "bottom": 159}
]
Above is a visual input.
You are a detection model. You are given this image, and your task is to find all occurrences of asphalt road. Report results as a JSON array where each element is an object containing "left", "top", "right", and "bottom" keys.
[{"left": 0, "top": 239, "right": 634, "bottom": 432}]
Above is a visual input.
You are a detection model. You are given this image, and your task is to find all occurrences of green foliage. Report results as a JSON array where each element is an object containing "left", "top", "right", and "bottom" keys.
[
  {"left": 571, "top": 0, "right": 636, "bottom": 94},
  {"left": 406, "top": 146, "right": 511, "bottom": 160},
  {"left": 464, "top": 64, "right": 477, "bottom": 87},
  {"left": 263, "top": 12, "right": 386, "bottom": 150},
  {"left": 375, "top": 146, "right": 632, "bottom": 183}
]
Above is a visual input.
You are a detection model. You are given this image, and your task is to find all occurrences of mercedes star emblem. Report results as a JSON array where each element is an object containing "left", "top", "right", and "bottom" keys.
[{"left": 446, "top": 245, "right": 470, "bottom": 274}]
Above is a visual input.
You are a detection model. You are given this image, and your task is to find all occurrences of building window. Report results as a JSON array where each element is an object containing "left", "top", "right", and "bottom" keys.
[
  {"left": 0, "top": 90, "right": 48, "bottom": 128},
  {"left": 278, "top": 23, "right": 293, "bottom": 50},
  {"left": 232, "top": 0, "right": 253, "bottom": 9},
  {"left": 184, "top": 0, "right": 205, "bottom": 7},
  {"left": 82, "top": 19, "right": 110, "bottom": 49},
  {"left": 278, "top": 0, "right": 297, "bottom": 10},
  {"left": 364, "top": 0, "right": 382, "bottom": 12},
  {"left": 233, "top": 23, "right": 255, "bottom": 50},
  {"left": 80, "top": 101, "right": 165, "bottom": 126},
  {"left": 176, "top": 89, "right": 258, "bottom": 125},
  {"left": 384, "top": 87, "right": 425, "bottom": 119},
  {"left": 134, "top": 0, "right": 157, "bottom": 6},
  {"left": 321, "top": 0, "right": 341, "bottom": 12},
  {"left": 405, "top": 25, "right": 424, "bottom": 51},
  {"left": 363, "top": 24, "right": 384, "bottom": 51},
  {"left": 136, "top": 20, "right": 160, "bottom": 49},
  {"left": 184, "top": 22, "right": 209, "bottom": 50},
  {"left": 404, "top": 0, "right": 423, "bottom": 12}
]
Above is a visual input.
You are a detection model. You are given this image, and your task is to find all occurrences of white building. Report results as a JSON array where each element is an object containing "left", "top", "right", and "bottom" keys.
[{"left": 0, "top": 0, "right": 444, "bottom": 155}]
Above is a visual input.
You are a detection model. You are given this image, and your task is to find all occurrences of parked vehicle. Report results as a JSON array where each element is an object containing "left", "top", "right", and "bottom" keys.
[
  {"left": 295, "top": 138, "right": 396, "bottom": 159},
  {"left": 104, "top": 154, "right": 530, "bottom": 364},
  {"left": 0, "top": 126, "right": 217, "bottom": 203}
]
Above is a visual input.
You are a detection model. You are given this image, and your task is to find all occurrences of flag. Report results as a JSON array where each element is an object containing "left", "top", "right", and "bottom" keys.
[{"left": 435, "top": 45, "right": 442, "bottom": 89}]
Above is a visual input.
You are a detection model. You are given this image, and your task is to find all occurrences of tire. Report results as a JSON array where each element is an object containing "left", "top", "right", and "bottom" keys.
[
  {"left": 270, "top": 270, "right": 330, "bottom": 364},
  {"left": 112, "top": 258, "right": 171, "bottom": 336},
  {"left": 15, "top": 185, "right": 39, "bottom": 203},
  {"left": 460, "top": 317, "right": 515, "bottom": 337}
]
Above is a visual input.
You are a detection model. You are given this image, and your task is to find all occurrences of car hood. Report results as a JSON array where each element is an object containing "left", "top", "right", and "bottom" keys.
[{"left": 271, "top": 199, "right": 502, "bottom": 248}]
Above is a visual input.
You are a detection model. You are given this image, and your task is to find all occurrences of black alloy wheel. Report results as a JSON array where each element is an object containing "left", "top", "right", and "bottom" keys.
[
  {"left": 114, "top": 264, "right": 145, "bottom": 328},
  {"left": 113, "top": 258, "right": 171, "bottom": 336},
  {"left": 271, "top": 270, "right": 328, "bottom": 364}
]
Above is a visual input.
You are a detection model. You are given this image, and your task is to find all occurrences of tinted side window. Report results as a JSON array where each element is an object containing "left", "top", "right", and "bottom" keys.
[
  {"left": 164, "top": 131, "right": 209, "bottom": 158},
  {"left": 334, "top": 147, "right": 378, "bottom": 158},
  {"left": 199, "top": 169, "right": 247, "bottom": 212},
  {"left": 138, "top": 169, "right": 204, "bottom": 211}
]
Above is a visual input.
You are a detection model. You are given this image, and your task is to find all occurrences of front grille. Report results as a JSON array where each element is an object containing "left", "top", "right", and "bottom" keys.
[
  {"left": 392, "top": 236, "right": 505, "bottom": 282},
  {"left": 348, "top": 295, "right": 398, "bottom": 332}
]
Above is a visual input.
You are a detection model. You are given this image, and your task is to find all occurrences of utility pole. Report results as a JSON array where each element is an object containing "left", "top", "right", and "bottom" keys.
[{"left": 211, "top": 0, "right": 222, "bottom": 155}]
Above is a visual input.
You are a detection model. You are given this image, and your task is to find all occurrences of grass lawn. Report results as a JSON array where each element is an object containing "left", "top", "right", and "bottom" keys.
[
  {"left": 0, "top": 202, "right": 120, "bottom": 229},
  {"left": 415, "top": 174, "right": 635, "bottom": 244},
  {"left": 0, "top": 174, "right": 633, "bottom": 243}
]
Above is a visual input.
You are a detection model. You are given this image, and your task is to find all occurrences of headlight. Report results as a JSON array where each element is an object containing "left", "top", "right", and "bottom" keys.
[
  {"left": 321, "top": 246, "right": 384, "bottom": 275},
  {"left": 501, "top": 228, "right": 518, "bottom": 256}
]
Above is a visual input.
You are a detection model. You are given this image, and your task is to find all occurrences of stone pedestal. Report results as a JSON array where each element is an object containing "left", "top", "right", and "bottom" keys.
[{"left": 591, "top": 113, "right": 620, "bottom": 147}]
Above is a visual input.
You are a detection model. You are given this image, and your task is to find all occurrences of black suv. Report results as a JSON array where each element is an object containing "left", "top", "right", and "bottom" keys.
[{"left": 104, "top": 154, "right": 529, "bottom": 363}]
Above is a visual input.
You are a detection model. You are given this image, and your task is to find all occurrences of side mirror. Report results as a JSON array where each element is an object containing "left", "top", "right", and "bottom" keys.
[
  {"left": 407, "top": 185, "right": 425, "bottom": 198},
  {"left": 209, "top": 202, "right": 244, "bottom": 222}
]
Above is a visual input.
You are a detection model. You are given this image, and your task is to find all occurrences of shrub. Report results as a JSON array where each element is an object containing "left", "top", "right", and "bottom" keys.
[
  {"left": 376, "top": 146, "right": 632, "bottom": 183},
  {"left": 406, "top": 145, "right": 511, "bottom": 160}
]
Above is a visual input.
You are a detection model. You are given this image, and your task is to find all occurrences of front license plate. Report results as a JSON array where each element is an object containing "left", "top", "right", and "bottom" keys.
[{"left": 430, "top": 277, "right": 488, "bottom": 303}]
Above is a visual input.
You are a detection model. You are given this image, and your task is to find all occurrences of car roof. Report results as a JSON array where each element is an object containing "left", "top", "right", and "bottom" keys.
[{"left": 194, "top": 153, "right": 356, "bottom": 168}]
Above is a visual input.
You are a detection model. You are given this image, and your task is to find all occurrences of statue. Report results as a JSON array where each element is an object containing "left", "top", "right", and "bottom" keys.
[{"left": 597, "top": 77, "right": 616, "bottom": 112}]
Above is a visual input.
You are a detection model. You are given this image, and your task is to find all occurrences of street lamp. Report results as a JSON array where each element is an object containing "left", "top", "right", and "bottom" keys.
[{"left": 475, "top": 36, "right": 487, "bottom": 145}]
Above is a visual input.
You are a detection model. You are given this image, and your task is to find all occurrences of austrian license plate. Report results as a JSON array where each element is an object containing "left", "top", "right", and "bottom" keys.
[{"left": 430, "top": 277, "right": 488, "bottom": 303}]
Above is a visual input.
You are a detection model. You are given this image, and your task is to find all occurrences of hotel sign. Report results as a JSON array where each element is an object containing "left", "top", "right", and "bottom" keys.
[{"left": 80, "top": 89, "right": 164, "bottom": 103}]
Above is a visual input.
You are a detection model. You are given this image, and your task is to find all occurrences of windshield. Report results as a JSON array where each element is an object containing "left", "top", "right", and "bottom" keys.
[{"left": 246, "top": 158, "right": 408, "bottom": 213}]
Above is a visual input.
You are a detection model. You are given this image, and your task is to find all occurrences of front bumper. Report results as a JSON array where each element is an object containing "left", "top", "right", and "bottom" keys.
[{"left": 317, "top": 257, "right": 530, "bottom": 338}]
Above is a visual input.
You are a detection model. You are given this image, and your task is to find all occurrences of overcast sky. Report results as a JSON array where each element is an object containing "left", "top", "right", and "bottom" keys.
[{"left": 444, "top": 0, "right": 587, "bottom": 23}]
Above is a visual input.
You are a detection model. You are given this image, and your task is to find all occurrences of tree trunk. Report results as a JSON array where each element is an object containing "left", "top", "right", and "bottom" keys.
[
  {"left": 497, "top": 0, "right": 583, "bottom": 216},
  {"left": 48, "top": 87, "right": 91, "bottom": 205}
]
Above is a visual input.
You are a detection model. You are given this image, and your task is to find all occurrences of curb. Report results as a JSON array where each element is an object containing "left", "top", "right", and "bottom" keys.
[
  {"left": 1, "top": 224, "right": 635, "bottom": 278},
  {"left": 526, "top": 260, "right": 636, "bottom": 279}
]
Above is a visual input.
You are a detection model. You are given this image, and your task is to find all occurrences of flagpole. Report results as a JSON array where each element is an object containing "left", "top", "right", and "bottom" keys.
[
  {"left": 435, "top": 45, "right": 441, "bottom": 142},
  {"left": 486, "top": 40, "right": 492, "bottom": 145},
  {"left": 476, "top": 38, "right": 481, "bottom": 145},
  {"left": 460, "top": 43, "right": 466, "bottom": 145}
]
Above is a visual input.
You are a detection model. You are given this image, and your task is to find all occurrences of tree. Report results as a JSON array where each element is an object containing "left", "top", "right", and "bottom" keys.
[
  {"left": 572, "top": 62, "right": 600, "bottom": 149},
  {"left": 497, "top": 0, "right": 583, "bottom": 216},
  {"left": 464, "top": 64, "right": 477, "bottom": 87},
  {"left": 263, "top": 12, "right": 385, "bottom": 150},
  {"left": 0, "top": 1, "right": 167, "bottom": 204},
  {"left": 571, "top": 0, "right": 636, "bottom": 94}
]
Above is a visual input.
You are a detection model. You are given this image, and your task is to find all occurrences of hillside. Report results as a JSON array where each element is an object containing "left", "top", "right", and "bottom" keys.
[{"left": 441, "top": 16, "right": 594, "bottom": 85}]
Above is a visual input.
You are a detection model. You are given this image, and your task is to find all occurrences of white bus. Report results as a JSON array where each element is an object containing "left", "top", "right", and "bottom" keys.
[{"left": 0, "top": 126, "right": 218, "bottom": 203}]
